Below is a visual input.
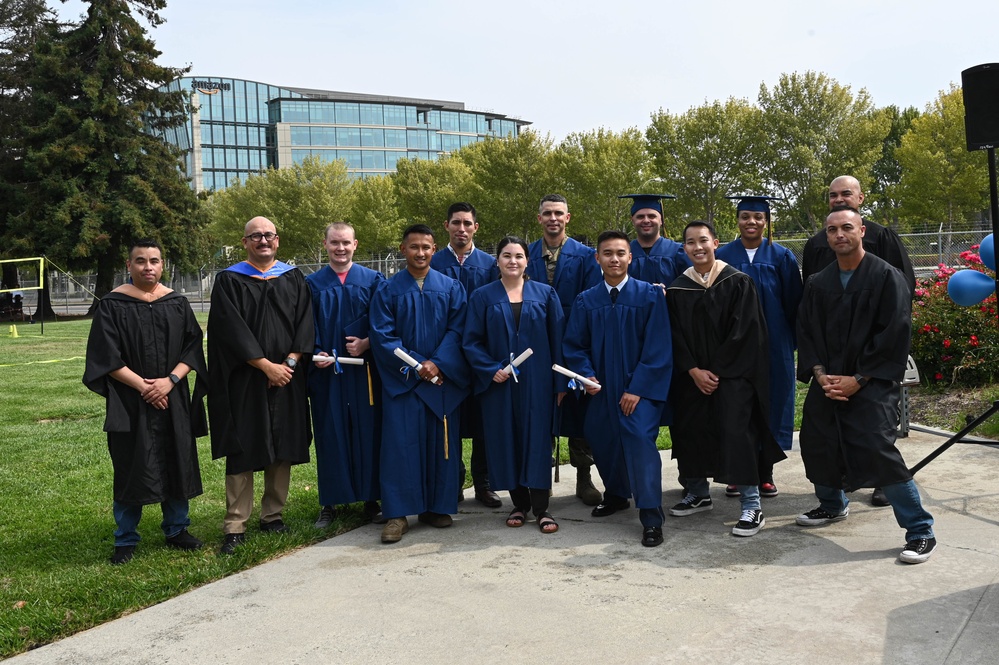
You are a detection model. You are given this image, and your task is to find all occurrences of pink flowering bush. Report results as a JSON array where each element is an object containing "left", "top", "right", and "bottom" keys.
[{"left": 910, "top": 245, "right": 997, "bottom": 387}]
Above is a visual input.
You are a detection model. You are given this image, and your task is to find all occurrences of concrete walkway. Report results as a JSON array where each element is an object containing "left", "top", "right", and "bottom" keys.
[{"left": 8, "top": 430, "right": 999, "bottom": 664}]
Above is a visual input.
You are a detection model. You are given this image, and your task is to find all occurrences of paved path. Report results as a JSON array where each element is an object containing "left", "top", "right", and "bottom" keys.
[{"left": 8, "top": 430, "right": 999, "bottom": 664}]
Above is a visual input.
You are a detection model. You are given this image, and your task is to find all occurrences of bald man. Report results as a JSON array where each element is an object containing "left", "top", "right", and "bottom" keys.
[{"left": 208, "top": 216, "right": 315, "bottom": 554}]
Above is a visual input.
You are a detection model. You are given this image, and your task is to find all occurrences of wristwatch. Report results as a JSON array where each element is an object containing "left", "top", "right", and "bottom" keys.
[
  {"left": 284, "top": 357, "right": 298, "bottom": 369},
  {"left": 169, "top": 373, "right": 181, "bottom": 384},
  {"left": 853, "top": 373, "right": 868, "bottom": 388}
]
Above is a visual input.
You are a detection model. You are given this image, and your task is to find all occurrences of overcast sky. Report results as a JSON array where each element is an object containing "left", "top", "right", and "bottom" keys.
[{"left": 57, "top": 0, "right": 999, "bottom": 140}]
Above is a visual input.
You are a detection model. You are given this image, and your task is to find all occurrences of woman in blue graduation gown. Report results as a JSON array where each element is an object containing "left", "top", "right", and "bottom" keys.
[{"left": 463, "top": 237, "right": 566, "bottom": 533}]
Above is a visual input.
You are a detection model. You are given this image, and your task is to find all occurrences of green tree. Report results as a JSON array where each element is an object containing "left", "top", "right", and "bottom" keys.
[
  {"left": 391, "top": 154, "right": 473, "bottom": 237},
  {"left": 346, "top": 174, "right": 406, "bottom": 255},
  {"left": 456, "top": 131, "right": 559, "bottom": 245},
  {"left": 646, "top": 98, "right": 763, "bottom": 240},
  {"left": 203, "top": 155, "right": 352, "bottom": 263},
  {"left": 3, "top": 0, "right": 200, "bottom": 306},
  {"left": 896, "top": 84, "right": 989, "bottom": 229},
  {"left": 867, "top": 105, "right": 920, "bottom": 229},
  {"left": 756, "top": 71, "right": 889, "bottom": 233},
  {"left": 556, "top": 127, "right": 648, "bottom": 241}
]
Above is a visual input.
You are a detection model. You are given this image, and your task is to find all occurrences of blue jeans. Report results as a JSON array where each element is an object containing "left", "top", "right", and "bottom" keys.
[
  {"left": 683, "top": 478, "right": 761, "bottom": 512},
  {"left": 113, "top": 498, "right": 191, "bottom": 547},
  {"left": 814, "top": 481, "right": 934, "bottom": 541}
]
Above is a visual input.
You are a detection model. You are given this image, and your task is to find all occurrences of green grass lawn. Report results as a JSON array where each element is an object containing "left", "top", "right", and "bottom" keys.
[
  {"left": 0, "top": 317, "right": 601, "bottom": 657},
  {"left": 1, "top": 317, "right": 990, "bottom": 657}
]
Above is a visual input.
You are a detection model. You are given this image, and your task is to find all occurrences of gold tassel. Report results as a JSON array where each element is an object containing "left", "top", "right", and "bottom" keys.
[
  {"left": 443, "top": 415, "right": 449, "bottom": 460},
  {"left": 367, "top": 364, "right": 374, "bottom": 406}
]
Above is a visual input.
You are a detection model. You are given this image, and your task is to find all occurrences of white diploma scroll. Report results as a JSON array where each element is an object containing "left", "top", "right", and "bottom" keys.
[
  {"left": 394, "top": 347, "right": 440, "bottom": 384},
  {"left": 312, "top": 353, "right": 364, "bottom": 365},
  {"left": 551, "top": 363, "right": 601, "bottom": 391},
  {"left": 503, "top": 348, "right": 534, "bottom": 376}
]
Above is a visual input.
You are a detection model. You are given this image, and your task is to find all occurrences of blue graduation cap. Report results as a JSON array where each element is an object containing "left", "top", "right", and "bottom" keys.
[{"left": 619, "top": 193, "right": 676, "bottom": 216}]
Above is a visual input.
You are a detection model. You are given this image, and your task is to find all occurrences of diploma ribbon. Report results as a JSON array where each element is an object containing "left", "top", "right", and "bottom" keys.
[
  {"left": 508, "top": 353, "right": 521, "bottom": 383},
  {"left": 330, "top": 350, "right": 344, "bottom": 375}
]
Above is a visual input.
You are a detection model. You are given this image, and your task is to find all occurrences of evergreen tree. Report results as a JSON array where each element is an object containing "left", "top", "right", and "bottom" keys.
[{"left": 4, "top": 0, "right": 199, "bottom": 307}]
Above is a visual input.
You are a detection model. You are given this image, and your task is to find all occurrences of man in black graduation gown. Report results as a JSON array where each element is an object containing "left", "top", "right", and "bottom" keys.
[
  {"left": 666, "top": 221, "right": 786, "bottom": 537},
  {"left": 801, "top": 175, "right": 916, "bottom": 508},
  {"left": 208, "top": 217, "right": 314, "bottom": 555},
  {"left": 84, "top": 239, "right": 208, "bottom": 565},
  {"left": 795, "top": 208, "right": 936, "bottom": 564}
]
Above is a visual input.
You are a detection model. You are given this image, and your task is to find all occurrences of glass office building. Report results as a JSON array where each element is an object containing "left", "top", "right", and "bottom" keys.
[{"left": 156, "top": 77, "right": 530, "bottom": 193}]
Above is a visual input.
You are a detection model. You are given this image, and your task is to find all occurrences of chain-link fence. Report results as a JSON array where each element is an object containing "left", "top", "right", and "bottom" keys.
[{"left": 3, "top": 229, "right": 993, "bottom": 320}]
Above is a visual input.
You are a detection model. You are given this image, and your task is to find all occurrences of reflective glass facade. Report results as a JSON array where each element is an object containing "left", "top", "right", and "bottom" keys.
[{"left": 156, "top": 77, "right": 529, "bottom": 192}]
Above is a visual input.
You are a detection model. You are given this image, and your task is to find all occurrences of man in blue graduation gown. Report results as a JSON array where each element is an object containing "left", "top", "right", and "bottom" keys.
[
  {"left": 621, "top": 193, "right": 690, "bottom": 287},
  {"left": 307, "top": 222, "right": 385, "bottom": 529},
  {"left": 429, "top": 202, "right": 501, "bottom": 508},
  {"left": 209, "top": 217, "right": 315, "bottom": 555},
  {"left": 370, "top": 224, "right": 471, "bottom": 544},
  {"left": 526, "top": 194, "right": 603, "bottom": 506},
  {"left": 563, "top": 230, "right": 672, "bottom": 547},
  {"left": 717, "top": 196, "right": 803, "bottom": 498},
  {"left": 801, "top": 175, "right": 916, "bottom": 508},
  {"left": 666, "top": 221, "right": 786, "bottom": 538}
]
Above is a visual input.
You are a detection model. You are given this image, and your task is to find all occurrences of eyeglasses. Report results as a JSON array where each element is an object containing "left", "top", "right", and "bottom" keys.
[{"left": 244, "top": 232, "right": 278, "bottom": 242}]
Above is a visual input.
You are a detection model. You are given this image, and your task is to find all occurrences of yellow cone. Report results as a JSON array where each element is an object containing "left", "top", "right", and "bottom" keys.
[{"left": 9, "top": 325, "right": 18, "bottom": 338}]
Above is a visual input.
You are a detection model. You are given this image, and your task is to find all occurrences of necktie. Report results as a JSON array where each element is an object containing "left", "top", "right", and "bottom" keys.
[
  {"left": 610, "top": 287, "right": 619, "bottom": 304},
  {"left": 458, "top": 253, "right": 465, "bottom": 266}
]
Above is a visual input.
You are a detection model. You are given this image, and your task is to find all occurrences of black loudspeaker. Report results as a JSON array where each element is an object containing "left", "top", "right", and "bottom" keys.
[{"left": 962, "top": 63, "right": 999, "bottom": 151}]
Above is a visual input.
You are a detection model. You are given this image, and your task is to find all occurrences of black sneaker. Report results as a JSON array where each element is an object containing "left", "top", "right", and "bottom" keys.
[
  {"left": 109, "top": 545, "right": 136, "bottom": 565},
  {"left": 795, "top": 506, "right": 849, "bottom": 526},
  {"left": 898, "top": 537, "right": 936, "bottom": 564},
  {"left": 731, "top": 509, "right": 765, "bottom": 537},
  {"left": 220, "top": 532, "right": 245, "bottom": 555},
  {"left": 165, "top": 529, "right": 203, "bottom": 550},
  {"left": 314, "top": 505, "right": 337, "bottom": 529},
  {"left": 668, "top": 494, "right": 713, "bottom": 516},
  {"left": 260, "top": 519, "right": 289, "bottom": 533}
]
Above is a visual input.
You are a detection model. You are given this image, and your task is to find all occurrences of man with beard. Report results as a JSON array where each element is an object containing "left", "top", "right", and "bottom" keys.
[{"left": 209, "top": 217, "right": 314, "bottom": 555}]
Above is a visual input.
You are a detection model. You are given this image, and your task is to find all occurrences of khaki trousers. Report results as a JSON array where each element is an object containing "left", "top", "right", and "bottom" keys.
[{"left": 223, "top": 460, "right": 291, "bottom": 534}]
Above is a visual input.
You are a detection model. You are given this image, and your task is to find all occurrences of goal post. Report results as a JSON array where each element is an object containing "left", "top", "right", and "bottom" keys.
[{"left": 0, "top": 256, "right": 45, "bottom": 292}]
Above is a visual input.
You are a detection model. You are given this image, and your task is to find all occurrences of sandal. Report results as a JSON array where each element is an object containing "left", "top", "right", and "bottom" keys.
[
  {"left": 506, "top": 508, "right": 527, "bottom": 528},
  {"left": 537, "top": 511, "right": 559, "bottom": 534}
]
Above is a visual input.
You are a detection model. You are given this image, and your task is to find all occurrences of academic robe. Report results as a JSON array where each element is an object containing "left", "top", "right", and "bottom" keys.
[
  {"left": 628, "top": 237, "right": 690, "bottom": 286},
  {"left": 83, "top": 291, "right": 208, "bottom": 505},
  {"left": 463, "top": 280, "right": 565, "bottom": 491},
  {"left": 666, "top": 263, "right": 785, "bottom": 485},
  {"left": 716, "top": 239, "right": 803, "bottom": 450},
  {"left": 208, "top": 263, "right": 314, "bottom": 475},
  {"left": 369, "top": 269, "right": 471, "bottom": 518},
  {"left": 562, "top": 278, "right": 671, "bottom": 509},
  {"left": 796, "top": 254, "right": 913, "bottom": 490},
  {"left": 802, "top": 218, "right": 915, "bottom": 296},
  {"left": 306, "top": 264, "right": 385, "bottom": 506},
  {"left": 430, "top": 247, "right": 497, "bottom": 439},
  {"left": 527, "top": 237, "right": 602, "bottom": 438}
]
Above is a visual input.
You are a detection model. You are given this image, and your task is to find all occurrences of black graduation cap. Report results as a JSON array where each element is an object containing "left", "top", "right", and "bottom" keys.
[
  {"left": 618, "top": 193, "right": 676, "bottom": 216},
  {"left": 726, "top": 195, "right": 783, "bottom": 241}
]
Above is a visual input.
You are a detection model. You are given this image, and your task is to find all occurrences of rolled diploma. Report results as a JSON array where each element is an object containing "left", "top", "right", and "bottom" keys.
[
  {"left": 551, "top": 363, "right": 601, "bottom": 390},
  {"left": 393, "top": 347, "right": 440, "bottom": 384},
  {"left": 312, "top": 354, "right": 364, "bottom": 365},
  {"left": 503, "top": 348, "right": 534, "bottom": 375}
]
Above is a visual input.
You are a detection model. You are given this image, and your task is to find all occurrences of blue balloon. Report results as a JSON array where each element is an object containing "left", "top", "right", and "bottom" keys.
[
  {"left": 980, "top": 233, "right": 994, "bottom": 271},
  {"left": 947, "top": 269, "right": 996, "bottom": 306}
]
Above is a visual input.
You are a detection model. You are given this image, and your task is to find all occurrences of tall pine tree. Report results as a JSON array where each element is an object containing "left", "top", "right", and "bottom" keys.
[{"left": 6, "top": 0, "right": 199, "bottom": 307}]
